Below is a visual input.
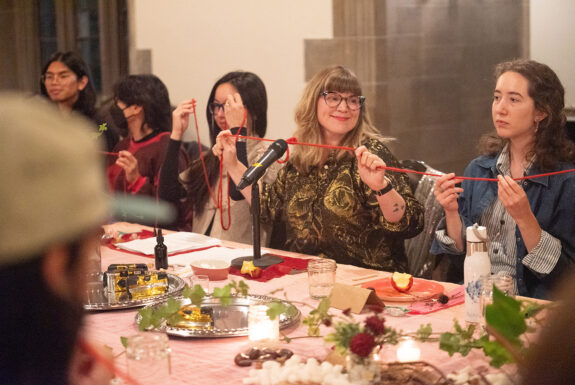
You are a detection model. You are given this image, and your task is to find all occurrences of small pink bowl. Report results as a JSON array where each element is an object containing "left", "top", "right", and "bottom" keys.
[{"left": 190, "top": 259, "right": 230, "bottom": 281}]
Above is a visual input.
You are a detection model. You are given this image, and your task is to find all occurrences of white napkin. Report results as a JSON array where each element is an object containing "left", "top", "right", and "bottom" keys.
[{"left": 115, "top": 232, "right": 221, "bottom": 255}]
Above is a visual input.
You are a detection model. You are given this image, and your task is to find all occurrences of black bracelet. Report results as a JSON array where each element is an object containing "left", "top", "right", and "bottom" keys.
[{"left": 374, "top": 177, "right": 393, "bottom": 196}]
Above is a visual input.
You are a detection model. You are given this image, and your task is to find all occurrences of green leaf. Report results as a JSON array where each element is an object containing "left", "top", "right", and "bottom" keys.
[
  {"left": 439, "top": 332, "right": 461, "bottom": 357},
  {"left": 317, "top": 298, "right": 331, "bottom": 315},
  {"left": 185, "top": 284, "right": 206, "bottom": 307},
  {"left": 120, "top": 336, "right": 128, "bottom": 348},
  {"left": 325, "top": 322, "right": 361, "bottom": 354},
  {"left": 383, "top": 327, "right": 402, "bottom": 345},
  {"left": 237, "top": 280, "right": 249, "bottom": 296},
  {"left": 213, "top": 286, "right": 232, "bottom": 306},
  {"left": 486, "top": 286, "right": 526, "bottom": 346},
  {"left": 182, "top": 286, "right": 192, "bottom": 298},
  {"left": 165, "top": 297, "right": 181, "bottom": 313},
  {"left": 416, "top": 324, "right": 433, "bottom": 341},
  {"left": 267, "top": 301, "right": 288, "bottom": 320},
  {"left": 482, "top": 339, "right": 514, "bottom": 368},
  {"left": 138, "top": 307, "right": 154, "bottom": 331}
]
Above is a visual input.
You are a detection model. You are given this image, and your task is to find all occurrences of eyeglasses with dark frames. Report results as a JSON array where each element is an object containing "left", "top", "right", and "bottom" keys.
[
  {"left": 208, "top": 102, "right": 226, "bottom": 114},
  {"left": 321, "top": 91, "right": 365, "bottom": 111}
]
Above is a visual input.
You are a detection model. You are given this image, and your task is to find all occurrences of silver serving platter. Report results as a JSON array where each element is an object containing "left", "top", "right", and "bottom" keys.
[
  {"left": 84, "top": 273, "right": 186, "bottom": 311},
  {"left": 136, "top": 294, "right": 301, "bottom": 338}
]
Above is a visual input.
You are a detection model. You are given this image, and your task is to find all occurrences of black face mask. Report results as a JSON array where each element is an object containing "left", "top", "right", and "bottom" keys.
[{"left": 109, "top": 103, "right": 128, "bottom": 130}]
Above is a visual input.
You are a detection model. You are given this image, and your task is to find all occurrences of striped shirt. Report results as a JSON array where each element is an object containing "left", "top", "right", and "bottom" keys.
[{"left": 436, "top": 146, "right": 562, "bottom": 294}]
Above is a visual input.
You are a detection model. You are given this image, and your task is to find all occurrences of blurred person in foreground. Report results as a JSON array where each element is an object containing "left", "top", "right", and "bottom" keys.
[
  {"left": 213, "top": 66, "right": 424, "bottom": 271},
  {"left": 522, "top": 267, "right": 575, "bottom": 384},
  {"left": 0, "top": 93, "right": 113, "bottom": 384},
  {"left": 432, "top": 59, "right": 575, "bottom": 299}
]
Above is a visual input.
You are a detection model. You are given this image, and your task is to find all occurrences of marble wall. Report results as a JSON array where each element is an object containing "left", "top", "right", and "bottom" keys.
[{"left": 305, "top": 0, "right": 528, "bottom": 174}]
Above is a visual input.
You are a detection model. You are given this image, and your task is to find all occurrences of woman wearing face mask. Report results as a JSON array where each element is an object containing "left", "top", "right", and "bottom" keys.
[
  {"left": 159, "top": 71, "right": 282, "bottom": 243},
  {"left": 431, "top": 59, "right": 575, "bottom": 299},
  {"left": 107, "top": 75, "right": 189, "bottom": 202},
  {"left": 213, "top": 66, "right": 424, "bottom": 271}
]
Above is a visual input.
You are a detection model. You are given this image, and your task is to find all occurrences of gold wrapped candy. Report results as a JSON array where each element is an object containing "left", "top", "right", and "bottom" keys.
[{"left": 171, "top": 305, "right": 213, "bottom": 330}]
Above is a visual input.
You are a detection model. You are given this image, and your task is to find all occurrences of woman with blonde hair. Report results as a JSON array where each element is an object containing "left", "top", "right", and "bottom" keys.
[{"left": 214, "top": 65, "right": 423, "bottom": 271}]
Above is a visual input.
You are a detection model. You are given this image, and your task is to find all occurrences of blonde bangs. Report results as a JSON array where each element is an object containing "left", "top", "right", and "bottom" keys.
[
  {"left": 291, "top": 66, "right": 390, "bottom": 173},
  {"left": 323, "top": 70, "right": 362, "bottom": 96}
]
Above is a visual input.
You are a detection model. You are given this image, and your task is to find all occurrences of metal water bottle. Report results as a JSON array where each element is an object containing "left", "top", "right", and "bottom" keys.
[{"left": 464, "top": 225, "right": 490, "bottom": 324}]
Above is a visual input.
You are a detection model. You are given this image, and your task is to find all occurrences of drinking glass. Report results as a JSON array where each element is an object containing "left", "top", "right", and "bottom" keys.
[
  {"left": 307, "top": 258, "right": 337, "bottom": 300},
  {"left": 189, "top": 274, "right": 210, "bottom": 294},
  {"left": 480, "top": 272, "right": 514, "bottom": 331},
  {"left": 125, "top": 332, "right": 171, "bottom": 385}
]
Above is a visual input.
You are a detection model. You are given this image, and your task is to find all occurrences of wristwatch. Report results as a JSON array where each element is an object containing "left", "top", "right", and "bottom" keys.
[{"left": 374, "top": 177, "right": 393, "bottom": 196}]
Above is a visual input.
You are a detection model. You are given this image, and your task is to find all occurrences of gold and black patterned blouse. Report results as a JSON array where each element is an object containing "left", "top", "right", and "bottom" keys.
[{"left": 260, "top": 138, "right": 424, "bottom": 272}]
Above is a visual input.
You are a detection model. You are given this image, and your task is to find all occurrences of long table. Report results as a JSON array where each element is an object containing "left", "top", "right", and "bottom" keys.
[{"left": 84, "top": 226, "right": 506, "bottom": 384}]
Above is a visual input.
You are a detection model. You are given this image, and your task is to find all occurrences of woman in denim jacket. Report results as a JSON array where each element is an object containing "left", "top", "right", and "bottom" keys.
[{"left": 431, "top": 59, "right": 575, "bottom": 299}]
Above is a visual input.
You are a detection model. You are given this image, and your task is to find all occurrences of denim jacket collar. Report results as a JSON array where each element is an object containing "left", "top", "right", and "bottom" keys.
[{"left": 474, "top": 153, "right": 550, "bottom": 188}]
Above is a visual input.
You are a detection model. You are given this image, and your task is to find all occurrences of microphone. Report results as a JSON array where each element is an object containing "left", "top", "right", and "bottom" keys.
[{"left": 237, "top": 139, "right": 288, "bottom": 190}]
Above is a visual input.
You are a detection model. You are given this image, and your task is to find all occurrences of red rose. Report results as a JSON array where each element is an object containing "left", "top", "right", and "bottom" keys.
[
  {"left": 349, "top": 333, "right": 375, "bottom": 358},
  {"left": 364, "top": 316, "right": 385, "bottom": 336}
]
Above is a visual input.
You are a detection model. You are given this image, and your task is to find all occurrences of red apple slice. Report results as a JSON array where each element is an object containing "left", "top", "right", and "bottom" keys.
[{"left": 390, "top": 272, "right": 414, "bottom": 293}]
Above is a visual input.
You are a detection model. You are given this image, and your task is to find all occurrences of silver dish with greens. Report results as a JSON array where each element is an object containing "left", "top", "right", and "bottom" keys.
[{"left": 136, "top": 294, "right": 300, "bottom": 338}]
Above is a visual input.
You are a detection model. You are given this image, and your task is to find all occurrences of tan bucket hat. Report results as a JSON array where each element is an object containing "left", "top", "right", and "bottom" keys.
[{"left": 0, "top": 93, "right": 110, "bottom": 266}]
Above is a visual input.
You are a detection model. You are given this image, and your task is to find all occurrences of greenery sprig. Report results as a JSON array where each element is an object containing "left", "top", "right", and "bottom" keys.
[
  {"left": 134, "top": 278, "right": 546, "bottom": 371},
  {"left": 137, "top": 280, "right": 249, "bottom": 331},
  {"left": 92, "top": 123, "right": 108, "bottom": 140},
  {"left": 300, "top": 286, "right": 546, "bottom": 369}
]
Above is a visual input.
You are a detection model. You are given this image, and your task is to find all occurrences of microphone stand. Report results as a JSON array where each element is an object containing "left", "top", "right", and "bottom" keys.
[{"left": 231, "top": 182, "right": 283, "bottom": 269}]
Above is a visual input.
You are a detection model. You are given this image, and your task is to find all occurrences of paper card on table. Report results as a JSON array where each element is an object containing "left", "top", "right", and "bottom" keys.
[{"left": 329, "top": 283, "right": 384, "bottom": 314}]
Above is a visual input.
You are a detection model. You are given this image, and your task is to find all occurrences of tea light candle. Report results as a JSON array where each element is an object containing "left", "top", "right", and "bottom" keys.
[
  {"left": 248, "top": 304, "right": 279, "bottom": 347},
  {"left": 396, "top": 337, "right": 421, "bottom": 362}
]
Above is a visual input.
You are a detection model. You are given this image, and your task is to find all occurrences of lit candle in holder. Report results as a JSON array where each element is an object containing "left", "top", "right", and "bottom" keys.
[
  {"left": 396, "top": 337, "right": 421, "bottom": 362},
  {"left": 248, "top": 304, "right": 279, "bottom": 348}
]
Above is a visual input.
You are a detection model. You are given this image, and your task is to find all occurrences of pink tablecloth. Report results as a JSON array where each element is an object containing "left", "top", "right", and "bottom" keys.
[{"left": 85, "top": 235, "right": 495, "bottom": 385}]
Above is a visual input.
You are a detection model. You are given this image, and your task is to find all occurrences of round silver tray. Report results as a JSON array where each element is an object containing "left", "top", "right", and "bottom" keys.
[
  {"left": 84, "top": 273, "right": 186, "bottom": 311},
  {"left": 136, "top": 294, "right": 301, "bottom": 338}
]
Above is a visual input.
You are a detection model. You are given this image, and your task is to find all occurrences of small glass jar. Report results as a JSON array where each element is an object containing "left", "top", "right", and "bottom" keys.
[
  {"left": 307, "top": 258, "right": 337, "bottom": 300},
  {"left": 125, "top": 332, "right": 171, "bottom": 385},
  {"left": 248, "top": 304, "right": 279, "bottom": 348}
]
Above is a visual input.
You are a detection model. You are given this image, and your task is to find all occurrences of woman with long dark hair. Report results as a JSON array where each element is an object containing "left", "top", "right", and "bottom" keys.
[
  {"left": 432, "top": 59, "right": 575, "bottom": 299},
  {"left": 159, "top": 71, "right": 281, "bottom": 242}
]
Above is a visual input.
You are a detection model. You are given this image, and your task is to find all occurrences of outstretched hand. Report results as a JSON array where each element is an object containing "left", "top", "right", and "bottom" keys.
[
  {"left": 116, "top": 150, "right": 141, "bottom": 185},
  {"left": 172, "top": 99, "right": 195, "bottom": 140},
  {"left": 213, "top": 129, "right": 239, "bottom": 169},
  {"left": 497, "top": 175, "right": 533, "bottom": 222},
  {"left": 434, "top": 173, "right": 463, "bottom": 214}
]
